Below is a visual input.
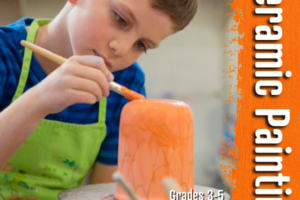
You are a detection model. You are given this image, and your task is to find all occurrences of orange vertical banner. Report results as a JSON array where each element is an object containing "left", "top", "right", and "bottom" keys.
[{"left": 230, "top": 0, "right": 300, "bottom": 199}]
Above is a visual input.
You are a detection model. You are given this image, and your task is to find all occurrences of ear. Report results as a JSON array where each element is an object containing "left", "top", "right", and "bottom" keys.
[{"left": 68, "top": 0, "right": 78, "bottom": 5}]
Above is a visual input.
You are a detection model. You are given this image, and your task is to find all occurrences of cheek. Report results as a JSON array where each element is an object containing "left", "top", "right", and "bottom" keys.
[
  {"left": 70, "top": 19, "right": 109, "bottom": 51},
  {"left": 77, "top": 20, "right": 101, "bottom": 41},
  {"left": 119, "top": 53, "right": 143, "bottom": 70},
  {"left": 70, "top": 7, "right": 108, "bottom": 40}
]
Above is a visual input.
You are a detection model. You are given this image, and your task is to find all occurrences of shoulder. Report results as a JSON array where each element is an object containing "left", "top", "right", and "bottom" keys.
[
  {"left": 0, "top": 18, "right": 33, "bottom": 48},
  {"left": 0, "top": 18, "right": 34, "bottom": 63},
  {"left": 0, "top": 18, "right": 34, "bottom": 108},
  {"left": 0, "top": 18, "right": 32, "bottom": 72},
  {"left": 0, "top": 17, "right": 35, "bottom": 64}
]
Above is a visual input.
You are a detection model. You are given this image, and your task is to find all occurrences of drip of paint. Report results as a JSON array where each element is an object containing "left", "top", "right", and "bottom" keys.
[{"left": 121, "top": 86, "right": 146, "bottom": 100}]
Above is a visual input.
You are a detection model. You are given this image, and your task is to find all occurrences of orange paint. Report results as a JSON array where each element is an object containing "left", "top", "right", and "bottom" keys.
[
  {"left": 121, "top": 86, "right": 146, "bottom": 101},
  {"left": 115, "top": 99, "right": 194, "bottom": 200},
  {"left": 68, "top": 0, "right": 78, "bottom": 4},
  {"left": 227, "top": 0, "right": 300, "bottom": 199}
]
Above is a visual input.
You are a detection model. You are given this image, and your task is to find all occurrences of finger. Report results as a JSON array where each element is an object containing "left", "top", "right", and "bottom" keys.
[
  {"left": 70, "top": 76, "right": 108, "bottom": 99},
  {"left": 71, "top": 65, "right": 110, "bottom": 97},
  {"left": 71, "top": 56, "right": 114, "bottom": 82},
  {"left": 68, "top": 89, "right": 98, "bottom": 105}
]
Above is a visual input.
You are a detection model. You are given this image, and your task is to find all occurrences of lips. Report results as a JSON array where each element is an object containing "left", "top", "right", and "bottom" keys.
[{"left": 93, "top": 50, "right": 111, "bottom": 67}]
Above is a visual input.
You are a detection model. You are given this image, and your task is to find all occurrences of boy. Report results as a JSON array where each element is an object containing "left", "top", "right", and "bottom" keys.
[{"left": 0, "top": 0, "right": 198, "bottom": 199}]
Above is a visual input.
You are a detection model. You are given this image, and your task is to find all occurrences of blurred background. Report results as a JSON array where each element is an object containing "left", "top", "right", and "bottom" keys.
[{"left": 0, "top": 0, "right": 239, "bottom": 195}]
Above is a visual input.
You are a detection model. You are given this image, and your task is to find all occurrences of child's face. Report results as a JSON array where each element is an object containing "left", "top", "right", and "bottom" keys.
[{"left": 67, "top": 0, "right": 174, "bottom": 72}]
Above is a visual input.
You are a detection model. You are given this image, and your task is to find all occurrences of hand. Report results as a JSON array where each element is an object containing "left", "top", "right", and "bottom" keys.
[{"left": 30, "top": 55, "right": 114, "bottom": 115}]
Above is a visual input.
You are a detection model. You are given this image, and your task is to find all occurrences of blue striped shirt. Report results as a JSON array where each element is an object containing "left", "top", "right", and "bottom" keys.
[{"left": 0, "top": 18, "right": 146, "bottom": 165}]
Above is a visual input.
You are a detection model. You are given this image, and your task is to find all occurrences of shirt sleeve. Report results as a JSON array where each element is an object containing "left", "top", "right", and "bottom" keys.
[
  {"left": 0, "top": 42, "right": 7, "bottom": 108},
  {"left": 96, "top": 62, "right": 146, "bottom": 165},
  {"left": 0, "top": 29, "right": 17, "bottom": 111}
]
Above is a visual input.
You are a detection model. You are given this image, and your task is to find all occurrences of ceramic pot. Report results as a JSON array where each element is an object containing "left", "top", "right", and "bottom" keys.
[{"left": 115, "top": 99, "right": 194, "bottom": 200}]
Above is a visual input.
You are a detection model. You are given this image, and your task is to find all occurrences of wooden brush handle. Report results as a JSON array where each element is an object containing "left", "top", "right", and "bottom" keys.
[
  {"left": 162, "top": 177, "right": 183, "bottom": 198},
  {"left": 113, "top": 172, "right": 141, "bottom": 200},
  {"left": 20, "top": 40, "right": 146, "bottom": 101},
  {"left": 21, "top": 40, "right": 66, "bottom": 65},
  {"left": 21, "top": 40, "right": 67, "bottom": 65}
]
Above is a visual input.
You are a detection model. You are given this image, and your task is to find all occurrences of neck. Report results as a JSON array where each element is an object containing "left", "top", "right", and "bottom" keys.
[{"left": 32, "top": 3, "right": 74, "bottom": 74}]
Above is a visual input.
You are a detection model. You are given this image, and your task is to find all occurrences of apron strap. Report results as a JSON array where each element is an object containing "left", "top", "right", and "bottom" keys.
[
  {"left": 13, "top": 18, "right": 107, "bottom": 125},
  {"left": 12, "top": 19, "right": 52, "bottom": 102},
  {"left": 98, "top": 98, "right": 107, "bottom": 124}
]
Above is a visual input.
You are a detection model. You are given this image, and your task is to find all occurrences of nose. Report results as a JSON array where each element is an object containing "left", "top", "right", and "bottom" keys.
[{"left": 109, "top": 39, "right": 132, "bottom": 57}]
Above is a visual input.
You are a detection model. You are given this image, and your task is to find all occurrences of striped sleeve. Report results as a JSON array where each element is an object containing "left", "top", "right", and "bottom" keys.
[{"left": 0, "top": 29, "right": 20, "bottom": 111}]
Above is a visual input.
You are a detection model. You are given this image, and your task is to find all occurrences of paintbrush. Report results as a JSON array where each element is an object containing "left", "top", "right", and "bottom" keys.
[
  {"left": 20, "top": 40, "right": 146, "bottom": 101},
  {"left": 113, "top": 172, "right": 141, "bottom": 200},
  {"left": 162, "top": 177, "right": 183, "bottom": 200}
]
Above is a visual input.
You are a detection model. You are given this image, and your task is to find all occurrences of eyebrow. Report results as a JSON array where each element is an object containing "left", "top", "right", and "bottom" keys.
[
  {"left": 118, "top": 2, "right": 137, "bottom": 24},
  {"left": 118, "top": 2, "right": 160, "bottom": 49}
]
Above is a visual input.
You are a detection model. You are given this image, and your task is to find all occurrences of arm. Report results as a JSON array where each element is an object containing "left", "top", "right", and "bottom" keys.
[
  {"left": 0, "top": 88, "right": 46, "bottom": 170},
  {"left": 90, "top": 162, "right": 117, "bottom": 184},
  {"left": 0, "top": 56, "right": 114, "bottom": 170}
]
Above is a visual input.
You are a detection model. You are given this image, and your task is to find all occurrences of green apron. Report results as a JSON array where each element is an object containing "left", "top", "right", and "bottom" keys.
[{"left": 0, "top": 19, "right": 107, "bottom": 200}]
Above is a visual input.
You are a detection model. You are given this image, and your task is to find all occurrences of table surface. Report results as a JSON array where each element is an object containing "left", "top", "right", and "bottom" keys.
[{"left": 58, "top": 183, "right": 230, "bottom": 200}]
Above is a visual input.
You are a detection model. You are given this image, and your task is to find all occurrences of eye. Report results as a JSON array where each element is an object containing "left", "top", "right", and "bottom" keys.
[
  {"left": 114, "top": 11, "right": 128, "bottom": 28},
  {"left": 137, "top": 40, "right": 147, "bottom": 53}
]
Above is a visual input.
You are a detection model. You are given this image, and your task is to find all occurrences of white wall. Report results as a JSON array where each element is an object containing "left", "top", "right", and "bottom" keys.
[
  {"left": 0, "top": 0, "right": 21, "bottom": 25},
  {"left": 18, "top": 0, "right": 64, "bottom": 18}
]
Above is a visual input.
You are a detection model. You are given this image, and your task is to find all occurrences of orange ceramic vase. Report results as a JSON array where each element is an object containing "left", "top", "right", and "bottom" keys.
[{"left": 115, "top": 99, "right": 194, "bottom": 200}]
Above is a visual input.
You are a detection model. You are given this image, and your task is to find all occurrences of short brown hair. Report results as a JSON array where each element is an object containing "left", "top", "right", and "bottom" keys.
[{"left": 150, "top": 0, "right": 198, "bottom": 32}]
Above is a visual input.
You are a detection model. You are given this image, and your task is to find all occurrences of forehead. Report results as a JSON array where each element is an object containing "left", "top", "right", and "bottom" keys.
[{"left": 111, "top": 0, "right": 174, "bottom": 43}]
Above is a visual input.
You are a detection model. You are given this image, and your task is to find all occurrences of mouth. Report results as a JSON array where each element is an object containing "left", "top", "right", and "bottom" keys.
[{"left": 93, "top": 50, "right": 112, "bottom": 68}]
